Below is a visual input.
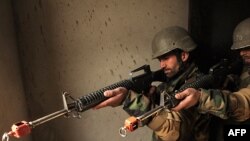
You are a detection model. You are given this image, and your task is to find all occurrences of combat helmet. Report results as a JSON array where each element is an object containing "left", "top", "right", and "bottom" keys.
[
  {"left": 231, "top": 18, "right": 250, "bottom": 50},
  {"left": 152, "top": 26, "right": 197, "bottom": 59}
]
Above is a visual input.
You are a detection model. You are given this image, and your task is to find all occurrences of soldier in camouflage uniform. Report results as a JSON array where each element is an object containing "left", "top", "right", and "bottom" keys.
[
  {"left": 172, "top": 18, "right": 250, "bottom": 140},
  {"left": 95, "top": 26, "right": 213, "bottom": 141}
]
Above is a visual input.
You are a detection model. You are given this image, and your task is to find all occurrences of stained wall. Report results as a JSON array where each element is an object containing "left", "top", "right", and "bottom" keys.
[
  {"left": 10, "top": 0, "right": 189, "bottom": 141},
  {"left": 0, "top": 0, "right": 31, "bottom": 141}
]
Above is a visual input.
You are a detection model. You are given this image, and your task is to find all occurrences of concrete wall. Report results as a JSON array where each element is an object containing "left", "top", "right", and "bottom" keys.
[
  {"left": 11, "top": 0, "right": 189, "bottom": 141},
  {"left": 0, "top": 0, "right": 31, "bottom": 141}
]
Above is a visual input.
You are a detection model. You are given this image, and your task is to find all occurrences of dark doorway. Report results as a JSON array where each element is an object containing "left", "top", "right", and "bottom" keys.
[
  {"left": 188, "top": 0, "right": 250, "bottom": 73},
  {"left": 188, "top": 0, "right": 250, "bottom": 141}
]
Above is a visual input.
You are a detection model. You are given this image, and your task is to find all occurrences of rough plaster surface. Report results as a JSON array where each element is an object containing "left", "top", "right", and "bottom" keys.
[{"left": 11, "top": 0, "right": 189, "bottom": 141}]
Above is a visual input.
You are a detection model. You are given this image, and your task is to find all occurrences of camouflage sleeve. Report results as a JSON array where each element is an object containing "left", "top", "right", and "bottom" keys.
[
  {"left": 122, "top": 90, "right": 151, "bottom": 117},
  {"left": 198, "top": 85, "right": 250, "bottom": 121}
]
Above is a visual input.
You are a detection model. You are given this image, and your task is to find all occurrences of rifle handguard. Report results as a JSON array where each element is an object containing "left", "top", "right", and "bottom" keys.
[{"left": 164, "top": 74, "right": 214, "bottom": 109}]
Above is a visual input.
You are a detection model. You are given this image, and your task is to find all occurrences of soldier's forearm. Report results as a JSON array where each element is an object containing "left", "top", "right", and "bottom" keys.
[{"left": 198, "top": 89, "right": 229, "bottom": 119}]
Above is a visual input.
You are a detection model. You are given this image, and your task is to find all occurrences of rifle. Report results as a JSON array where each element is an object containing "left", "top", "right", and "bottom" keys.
[
  {"left": 2, "top": 58, "right": 242, "bottom": 140},
  {"left": 75, "top": 65, "right": 167, "bottom": 112},
  {"left": 118, "top": 58, "right": 243, "bottom": 137},
  {"left": 2, "top": 65, "right": 167, "bottom": 140}
]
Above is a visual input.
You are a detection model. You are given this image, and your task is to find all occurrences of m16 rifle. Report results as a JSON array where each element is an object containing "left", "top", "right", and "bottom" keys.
[
  {"left": 2, "top": 58, "right": 242, "bottom": 140},
  {"left": 118, "top": 58, "right": 243, "bottom": 137},
  {"left": 2, "top": 65, "right": 167, "bottom": 141}
]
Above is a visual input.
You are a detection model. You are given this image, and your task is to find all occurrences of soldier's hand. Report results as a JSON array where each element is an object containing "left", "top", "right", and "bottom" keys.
[
  {"left": 171, "top": 88, "right": 201, "bottom": 111},
  {"left": 93, "top": 87, "right": 128, "bottom": 109}
]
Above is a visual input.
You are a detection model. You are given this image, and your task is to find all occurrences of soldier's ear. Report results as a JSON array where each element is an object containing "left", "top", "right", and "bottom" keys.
[{"left": 181, "top": 51, "right": 189, "bottom": 62}]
